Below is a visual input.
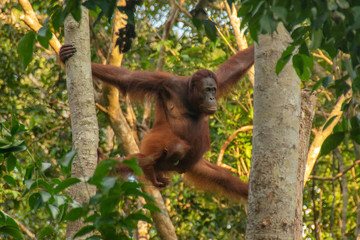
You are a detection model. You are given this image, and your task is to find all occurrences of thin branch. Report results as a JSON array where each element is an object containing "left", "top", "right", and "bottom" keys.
[
  {"left": 18, "top": 0, "right": 61, "bottom": 54},
  {"left": 175, "top": 1, "right": 236, "bottom": 53},
  {"left": 216, "top": 125, "right": 253, "bottom": 165},
  {"left": 29, "top": 125, "right": 62, "bottom": 145},
  {"left": 224, "top": 1, "right": 244, "bottom": 50},
  {"left": 145, "top": 21, "right": 184, "bottom": 65},
  {"left": 96, "top": 103, "right": 109, "bottom": 114},
  {"left": 0, "top": 210, "right": 36, "bottom": 239},
  {"left": 309, "top": 159, "right": 360, "bottom": 181},
  {"left": 313, "top": 49, "right": 333, "bottom": 65},
  {"left": 219, "top": 163, "right": 238, "bottom": 174},
  {"left": 214, "top": 23, "right": 236, "bottom": 54}
]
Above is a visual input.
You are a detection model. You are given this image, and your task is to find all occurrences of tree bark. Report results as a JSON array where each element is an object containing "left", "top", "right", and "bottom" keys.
[
  {"left": 63, "top": 6, "right": 98, "bottom": 239},
  {"left": 246, "top": 23, "right": 301, "bottom": 239},
  {"left": 334, "top": 148, "right": 348, "bottom": 240},
  {"left": 294, "top": 90, "right": 316, "bottom": 240},
  {"left": 304, "top": 89, "right": 351, "bottom": 183}
]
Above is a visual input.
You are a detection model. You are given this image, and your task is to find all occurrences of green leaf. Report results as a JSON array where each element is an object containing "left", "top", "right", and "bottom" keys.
[
  {"left": 101, "top": 177, "right": 116, "bottom": 191},
  {"left": 276, "top": 46, "right": 295, "bottom": 75},
  {"left": 29, "top": 192, "right": 43, "bottom": 210},
  {"left": 311, "top": 28, "right": 323, "bottom": 50},
  {"left": 86, "top": 236, "right": 101, "bottom": 240},
  {"left": 54, "top": 177, "right": 81, "bottom": 194},
  {"left": 143, "top": 203, "right": 161, "bottom": 213},
  {"left": 54, "top": 195, "right": 67, "bottom": 206},
  {"left": 6, "top": 154, "right": 17, "bottom": 172},
  {"left": 202, "top": 19, "right": 217, "bottom": 42},
  {"left": 0, "top": 141, "right": 26, "bottom": 154},
  {"left": 0, "top": 211, "right": 20, "bottom": 228},
  {"left": 11, "top": 116, "right": 26, "bottom": 135},
  {"left": 24, "top": 179, "right": 35, "bottom": 191},
  {"left": 344, "top": 58, "right": 356, "bottom": 80},
  {"left": 191, "top": 17, "right": 202, "bottom": 30},
  {"left": 123, "top": 157, "right": 143, "bottom": 176},
  {"left": 127, "top": 212, "right": 152, "bottom": 223},
  {"left": 74, "top": 225, "right": 96, "bottom": 238},
  {"left": 322, "top": 115, "right": 338, "bottom": 131},
  {"left": 320, "top": 132, "right": 345, "bottom": 156},
  {"left": 17, "top": 31, "right": 36, "bottom": 69},
  {"left": 51, "top": 6, "right": 63, "bottom": 30},
  {"left": 48, "top": 204, "right": 60, "bottom": 219},
  {"left": 60, "top": 150, "right": 76, "bottom": 175},
  {"left": 89, "top": 159, "right": 119, "bottom": 185},
  {"left": 60, "top": 150, "right": 77, "bottom": 168},
  {"left": 350, "top": 129, "right": 360, "bottom": 144},
  {"left": 351, "top": 115, "right": 360, "bottom": 129},
  {"left": 24, "top": 164, "right": 35, "bottom": 181},
  {"left": 3, "top": 175, "right": 17, "bottom": 187},
  {"left": 271, "top": 6, "right": 287, "bottom": 22},
  {"left": 41, "top": 162, "right": 52, "bottom": 172},
  {"left": 0, "top": 226, "right": 24, "bottom": 240},
  {"left": 292, "top": 54, "right": 313, "bottom": 81},
  {"left": 65, "top": 207, "right": 84, "bottom": 221},
  {"left": 64, "top": 0, "right": 82, "bottom": 22},
  {"left": 226, "top": 0, "right": 235, "bottom": 7},
  {"left": 40, "top": 190, "right": 51, "bottom": 203},
  {"left": 37, "top": 26, "right": 53, "bottom": 49},
  {"left": 337, "top": 0, "right": 349, "bottom": 9},
  {"left": 259, "top": 14, "right": 277, "bottom": 33},
  {"left": 37, "top": 226, "right": 55, "bottom": 239},
  {"left": 37, "top": 179, "right": 54, "bottom": 193},
  {"left": 321, "top": 75, "right": 333, "bottom": 88}
]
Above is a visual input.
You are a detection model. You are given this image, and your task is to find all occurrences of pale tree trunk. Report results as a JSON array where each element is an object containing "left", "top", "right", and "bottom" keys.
[
  {"left": 294, "top": 90, "right": 317, "bottom": 240},
  {"left": 246, "top": 23, "right": 301, "bottom": 239},
  {"left": 334, "top": 148, "right": 349, "bottom": 240},
  {"left": 355, "top": 143, "right": 360, "bottom": 240},
  {"left": 64, "top": 6, "right": 98, "bottom": 239},
  {"left": 304, "top": 90, "right": 351, "bottom": 183}
]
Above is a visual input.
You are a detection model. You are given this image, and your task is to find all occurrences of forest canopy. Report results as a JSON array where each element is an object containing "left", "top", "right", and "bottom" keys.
[{"left": 1, "top": 0, "right": 360, "bottom": 239}]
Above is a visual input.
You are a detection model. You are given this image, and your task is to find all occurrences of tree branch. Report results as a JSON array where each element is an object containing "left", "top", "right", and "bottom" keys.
[
  {"left": 304, "top": 89, "right": 352, "bottom": 183},
  {"left": 18, "top": 0, "right": 61, "bottom": 54},
  {"left": 308, "top": 159, "right": 360, "bottom": 181},
  {"left": 216, "top": 125, "right": 253, "bottom": 165},
  {"left": 0, "top": 210, "right": 36, "bottom": 239}
]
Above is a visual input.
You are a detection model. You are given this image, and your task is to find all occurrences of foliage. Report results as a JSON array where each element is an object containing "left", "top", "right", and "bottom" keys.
[
  {"left": 0, "top": 117, "right": 157, "bottom": 239},
  {"left": 2, "top": 0, "right": 360, "bottom": 239},
  {"left": 239, "top": 0, "right": 360, "bottom": 81}
]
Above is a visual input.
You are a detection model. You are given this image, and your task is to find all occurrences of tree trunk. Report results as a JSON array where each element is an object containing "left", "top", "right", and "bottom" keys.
[
  {"left": 64, "top": 6, "right": 98, "bottom": 239},
  {"left": 294, "top": 90, "right": 316, "bottom": 239},
  {"left": 246, "top": 23, "right": 301, "bottom": 239}
]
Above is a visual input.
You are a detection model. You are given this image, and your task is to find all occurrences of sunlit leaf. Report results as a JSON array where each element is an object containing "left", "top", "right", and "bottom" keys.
[{"left": 48, "top": 204, "right": 60, "bottom": 219}]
